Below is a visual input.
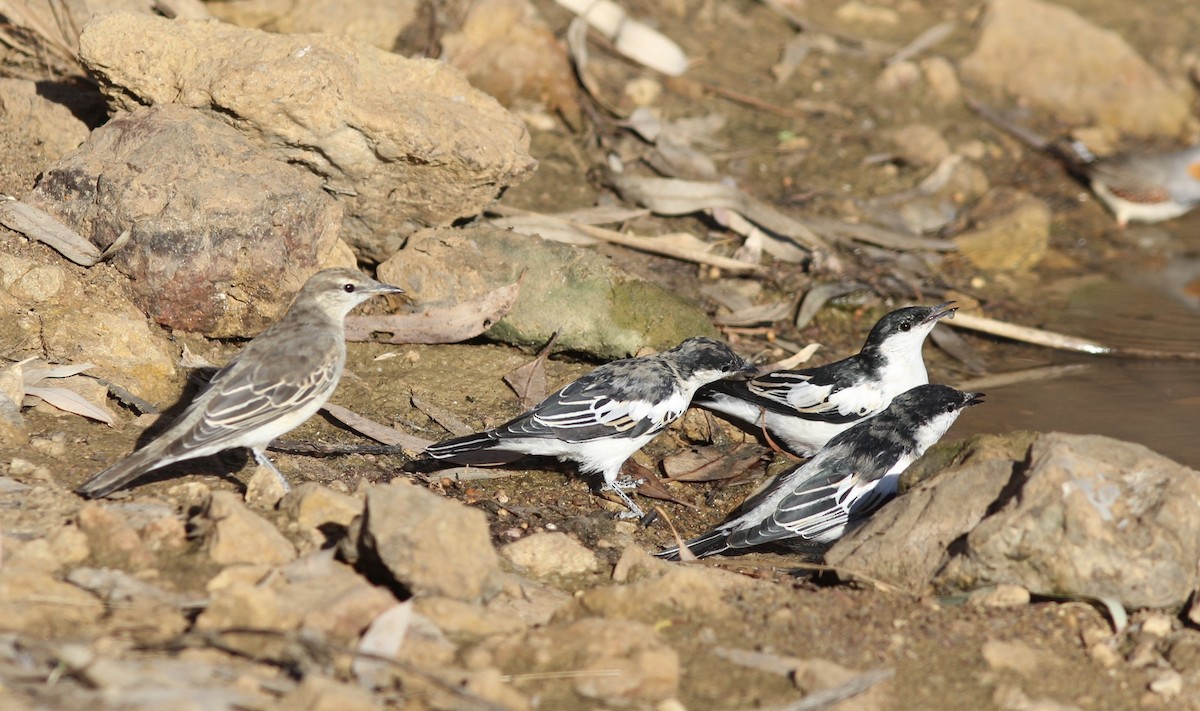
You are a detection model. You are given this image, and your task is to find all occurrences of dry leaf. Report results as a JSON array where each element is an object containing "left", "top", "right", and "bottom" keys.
[
  {"left": 504, "top": 333, "right": 558, "bottom": 407},
  {"left": 25, "top": 386, "right": 115, "bottom": 426},
  {"left": 321, "top": 403, "right": 434, "bottom": 453},
  {"left": 345, "top": 283, "right": 519, "bottom": 344},
  {"left": 410, "top": 395, "right": 474, "bottom": 437},
  {"left": 0, "top": 197, "right": 101, "bottom": 266},
  {"left": 353, "top": 602, "right": 413, "bottom": 689},
  {"left": 16, "top": 360, "right": 116, "bottom": 425},
  {"left": 491, "top": 204, "right": 764, "bottom": 274},
  {"left": 713, "top": 301, "right": 793, "bottom": 327},
  {"left": 660, "top": 444, "right": 769, "bottom": 483}
]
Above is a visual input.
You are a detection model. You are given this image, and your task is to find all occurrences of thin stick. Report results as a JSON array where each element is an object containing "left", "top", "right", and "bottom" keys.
[
  {"left": 954, "top": 363, "right": 1090, "bottom": 392},
  {"left": 491, "top": 205, "right": 766, "bottom": 274},
  {"left": 947, "top": 312, "right": 1112, "bottom": 355},
  {"left": 886, "top": 21, "right": 955, "bottom": 66}
]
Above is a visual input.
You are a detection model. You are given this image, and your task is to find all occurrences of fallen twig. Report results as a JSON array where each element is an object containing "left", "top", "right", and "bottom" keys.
[
  {"left": 948, "top": 311, "right": 1110, "bottom": 354},
  {"left": 954, "top": 363, "right": 1090, "bottom": 392},
  {"left": 886, "top": 21, "right": 955, "bottom": 65},
  {"left": 490, "top": 204, "right": 766, "bottom": 274}
]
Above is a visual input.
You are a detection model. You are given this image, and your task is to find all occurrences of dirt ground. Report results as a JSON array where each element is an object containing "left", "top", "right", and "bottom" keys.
[{"left": 5, "top": 0, "right": 1200, "bottom": 710}]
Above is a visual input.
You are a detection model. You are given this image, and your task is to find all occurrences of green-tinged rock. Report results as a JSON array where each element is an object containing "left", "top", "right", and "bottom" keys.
[
  {"left": 378, "top": 226, "right": 716, "bottom": 359},
  {"left": 900, "top": 430, "right": 1039, "bottom": 492}
]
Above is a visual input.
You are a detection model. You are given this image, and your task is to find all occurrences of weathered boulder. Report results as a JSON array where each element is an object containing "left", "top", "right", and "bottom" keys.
[
  {"left": 28, "top": 105, "right": 353, "bottom": 337},
  {"left": 829, "top": 432, "right": 1200, "bottom": 609},
  {"left": 207, "top": 0, "right": 420, "bottom": 51},
  {"left": 78, "top": 12, "right": 537, "bottom": 261},
  {"left": 377, "top": 226, "right": 718, "bottom": 359},
  {"left": 961, "top": 0, "right": 1191, "bottom": 137}
]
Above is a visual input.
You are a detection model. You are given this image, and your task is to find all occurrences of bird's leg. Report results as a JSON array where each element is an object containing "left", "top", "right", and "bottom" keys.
[
  {"left": 251, "top": 448, "right": 292, "bottom": 493},
  {"left": 757, "top": 407, "right": 791, "bottom": 456},
  {"left": 600, "top": 479, "right": 646, "bottom": 519}
]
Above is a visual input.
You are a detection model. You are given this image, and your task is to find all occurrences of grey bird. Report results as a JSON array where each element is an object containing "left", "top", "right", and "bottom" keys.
[
  {"left": 658, "top": 384, "right": 983, "bottom": 560},
  {"left": 423, "top": 337, "right": 757, "bottom": 517},
  {"left": 694, "top": 303, "right": 956, "bottom": 457},
  {"left": 76, "top": 268, "right": 403, "bottom": 499},
  {"left": 966, "top": 96, "right": 1200, "bottom": 227}
]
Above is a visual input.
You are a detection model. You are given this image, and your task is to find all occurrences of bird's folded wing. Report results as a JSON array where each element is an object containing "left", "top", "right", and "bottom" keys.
[
  {"left": 748, "top": 372, "right": 877, "bottom": 424},
  {"left": 507, "top": 390, "right": 680, "bottom": 442},
  {"left": 164, "top": 362, "right": 336, "bottom": 455},
  {"left": 727, "top": 460, "right": 888, "bottom": 550}
]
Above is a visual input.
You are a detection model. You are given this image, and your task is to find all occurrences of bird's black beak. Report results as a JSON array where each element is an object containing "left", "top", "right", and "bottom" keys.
[
  {"left": 734, "top": 360, "right": 760, "bottom": 380},
  {"left": 965, "top": 391, "right": 985, "bottom": 406},
  {"left": 923, "top": 301, "right": 958, "bottom": 324}
]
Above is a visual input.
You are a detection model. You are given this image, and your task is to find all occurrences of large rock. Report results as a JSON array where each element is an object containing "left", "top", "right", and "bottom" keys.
[
  {"left": 78, "top": 12, "right": 537, "bottom": 261},
  {"left": 830, "top": 433, "right": 1200, "bottom": 609},
  {"left": 826, "top": 433, "right": 1035, "bottom": 592},
  {"left": 938, "top": 434, "right": 1200, "bottom": 609},
  {"left": 961, "top": 0, "right": 1191, "bottom": 138},
  {"left": 439, "top": 0, "right": 580, "bottom": 122},
  {"left": 207, "top": 0, "right": 420, "bottom": 51},
  {"left": 357, "top": 481, "right": 501, "bottom": 601},
  {"left": 27, "top": 104, "right": 352, "bottom": 338},
  {"left": 378, "top": 227, "right": 718, "bottom": 359}
]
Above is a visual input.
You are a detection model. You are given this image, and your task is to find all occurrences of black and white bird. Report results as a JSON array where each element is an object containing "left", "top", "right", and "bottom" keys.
[
  {"left": 76, "top": 268, "right": 404, "bottom": 499},
  {"left": 658, "top": 384, "right": 983, "bottom": 560},
  {"left": 423, "top": 337, "right": 756, "bottom": 517},
  {"left": 693, "top": 303, "right": 956, "bottom": 457}
]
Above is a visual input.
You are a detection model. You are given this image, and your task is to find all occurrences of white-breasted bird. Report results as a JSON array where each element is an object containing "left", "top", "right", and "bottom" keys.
[
  {"left": 423, "top": 337, "right": 757, "bottom": 517},
  {"left": 76, "top": 268, "right": 403, "bottom": 499},
  {"left": 658, "top": 384, "right": 983, "bottom": 560},
  {"left": 694, "top": 303, "right": 956, "bottom": 457}
]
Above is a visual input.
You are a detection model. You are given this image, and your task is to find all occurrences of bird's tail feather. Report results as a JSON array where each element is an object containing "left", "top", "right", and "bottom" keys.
[
  {"left": 75, "top": 444, "right": 168, "bottom": 499},
  {"left": 424, "top": 432, "right": 524, "bottom": 466},
  {"left": 655, "top": 526, "right": 732, "bottom": 561}
]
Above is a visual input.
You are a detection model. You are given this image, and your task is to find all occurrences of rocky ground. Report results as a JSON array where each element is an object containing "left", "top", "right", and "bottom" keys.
[{"left": 3, "top": 0, "right": 1200, "bottom": 709}]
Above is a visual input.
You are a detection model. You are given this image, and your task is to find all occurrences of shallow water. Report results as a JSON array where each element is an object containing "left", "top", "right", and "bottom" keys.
[{"left": 951, "top": 258, "right": 1200, "bottom": 468}]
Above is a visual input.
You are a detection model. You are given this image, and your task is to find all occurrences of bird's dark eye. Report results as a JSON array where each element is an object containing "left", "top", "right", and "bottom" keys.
[
  {"left": 900, "top": 321, "right": 912, "bottom": 332},
  {"left": 945, "top": 404, "right": 956, "bottom": 414},
  {"left": 343, "top": 283, "right": 356, "bottom": 293}
]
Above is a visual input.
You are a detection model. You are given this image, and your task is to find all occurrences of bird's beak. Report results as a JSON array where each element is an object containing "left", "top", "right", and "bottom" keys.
[
  {"left": 923, "top": 301, "right": 958, "bottom": 325},
  {"left": 965, "top": 391, "right": 986, "bottom": 407},
  {"left": 366, "top": 280, "right": 405, "bottom": 295},
  {"left": 734, "top": 360, "right": 760, "bottom": 380}
]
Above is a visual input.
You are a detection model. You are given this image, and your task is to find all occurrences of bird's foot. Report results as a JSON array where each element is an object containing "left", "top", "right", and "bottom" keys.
[
  {"left": 252, "top": 448, "right": 292, "bottom": 494},
  {"left": 600, "top": 480, "right": 645, "bottom": 519}
]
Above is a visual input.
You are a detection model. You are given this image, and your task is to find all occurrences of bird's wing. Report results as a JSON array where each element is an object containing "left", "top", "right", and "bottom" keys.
[
  {"left": 497, "top": 378, "right": 685, "bottom": 443},
  {"left": 162, "top": 352, "right": 340, "bottom": 457},
  {"left": 747, "top": 370, "right": 883, "bottom": 424},
  {"left": 727, "top": 451, "right": 896, "bottom": 550}
]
